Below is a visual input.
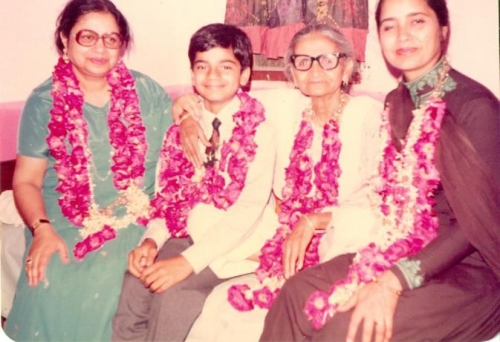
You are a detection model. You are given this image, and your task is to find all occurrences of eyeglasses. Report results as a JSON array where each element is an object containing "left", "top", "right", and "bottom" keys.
[
  {"left": 73, "top": 29, "right": 123, "bottom": 49},
  {"left": 290, "top": 52, "right": 346, "bottom": 71}
]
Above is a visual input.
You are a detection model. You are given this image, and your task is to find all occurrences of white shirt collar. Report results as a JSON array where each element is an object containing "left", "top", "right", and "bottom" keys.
[{"left": 200, "top": 95, "right": 241, "bottom": 137}]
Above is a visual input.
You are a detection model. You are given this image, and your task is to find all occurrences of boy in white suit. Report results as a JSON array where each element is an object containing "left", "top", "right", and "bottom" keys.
[{"left": 112, "top": 23, "right": 276, "bottom": 342}]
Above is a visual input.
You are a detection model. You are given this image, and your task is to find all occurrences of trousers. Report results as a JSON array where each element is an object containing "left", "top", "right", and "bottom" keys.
[{"left": 112, "top": 238, "right": 224, "bottom": 342}]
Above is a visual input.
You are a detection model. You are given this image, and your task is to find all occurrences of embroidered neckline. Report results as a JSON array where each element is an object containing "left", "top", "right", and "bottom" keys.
[
  {"left": 404, "top": 56, "right": 456, "bottom": 107},
  {"left": 150, "top": 92, "right": 265, "bottom": 238},
  {"left": 47, "top": 57, "right": 149, "bottom": 260},
  {"left": 227, "top": 98, "right": 346, "bottom": 311}
]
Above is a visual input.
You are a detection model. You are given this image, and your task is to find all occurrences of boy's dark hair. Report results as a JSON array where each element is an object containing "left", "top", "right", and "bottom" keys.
[{"left": 188, "top": 23, "right": 253, "bottom": 71}]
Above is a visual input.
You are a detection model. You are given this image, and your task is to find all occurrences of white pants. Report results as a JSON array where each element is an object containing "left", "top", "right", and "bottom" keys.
[{"left": 186, "top": 273, "right": 268, "bottom": 342}]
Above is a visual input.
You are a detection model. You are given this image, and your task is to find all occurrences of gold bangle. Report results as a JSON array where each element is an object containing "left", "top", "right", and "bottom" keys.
[{"left": 373, "top": 278, "right": 402, "bottom": 296}]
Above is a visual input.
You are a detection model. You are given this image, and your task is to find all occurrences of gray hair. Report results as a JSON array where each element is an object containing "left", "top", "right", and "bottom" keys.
[{"left": 284, "top": 23, "right": 357, "bottom": 84}]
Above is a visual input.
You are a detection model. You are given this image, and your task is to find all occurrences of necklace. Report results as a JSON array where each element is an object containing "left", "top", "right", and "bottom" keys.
[
  {"left": 47, "top": 57, "right": 150, "bottom": 260},
  {"left": 304, "top": 91, "right": 348, "bottom": 125},
  {"left": 89, "top": 152, "right": 113, "bottom": 182},
  {"left": 228, "top": 96, "right": 347, "bottom": 311},
  {"left": 304, "top": 62, "right": 451, "bottom": 329},
  {"left": 150, "top": 92, "right": 265, "bottom": 238}
]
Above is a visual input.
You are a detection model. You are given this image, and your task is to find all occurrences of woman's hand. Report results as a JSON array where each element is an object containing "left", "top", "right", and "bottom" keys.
[
  {"left": 172, "top": 94, "right": 210, "bottom": 168},
  {"left": 283, "top": 215, "right": 315, "bottom": 279},
  {"left": 128, "top": 238, "right": 158, "bottom": 278},
  {"left": 15, "top": 155, "right": 69, "bottom": 287},
  {"left": 338, "top": 271, "right": 402, "bottom": 342},
  {"left": 25, "top": 225, "right": 69, "bottom": 287}
]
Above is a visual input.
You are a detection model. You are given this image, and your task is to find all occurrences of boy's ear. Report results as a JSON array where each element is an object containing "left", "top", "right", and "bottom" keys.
[{"left": 239, "top": 67, "right": 251, "bottom": 87}]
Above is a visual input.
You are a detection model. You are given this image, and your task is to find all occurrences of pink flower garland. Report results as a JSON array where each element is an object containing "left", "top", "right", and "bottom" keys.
[
  {"left": 304, "top": 97, "right": 446, "bottom": 329},
  {"left": 47, "top": 57, "right": 148, "bottom": 259},
  {"left": 228, "top": 112, "right": 342, "bottom": 311},
  {"left": 150, "top": 92, "right": 265, "bottom": 237}
]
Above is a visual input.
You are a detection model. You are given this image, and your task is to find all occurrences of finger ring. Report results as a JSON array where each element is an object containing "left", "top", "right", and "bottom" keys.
[{"left": 26, "top": 258, "right": 33, "bottom": 265}]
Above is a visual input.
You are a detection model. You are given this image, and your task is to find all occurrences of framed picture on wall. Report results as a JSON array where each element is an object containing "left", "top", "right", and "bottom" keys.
[
  {"left": 251, "top": 54, "right": 287, "bottom": 81},
  {"left": 225, "top": 0, "right": 370, "bottom": 84}
]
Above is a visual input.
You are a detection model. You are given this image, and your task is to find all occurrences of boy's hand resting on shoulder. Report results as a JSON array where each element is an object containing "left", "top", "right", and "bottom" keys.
[
  {"left": 139, "top": 255, "right": 194, "bottom": 294},
  {"left": 128, "top": 238, "right": 158, "bottom": 278}
]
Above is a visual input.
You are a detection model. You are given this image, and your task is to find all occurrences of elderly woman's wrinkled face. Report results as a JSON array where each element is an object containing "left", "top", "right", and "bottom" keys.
[
  {"left": 378, "top": 0, "right": 448, "bottom": 81},
  {"left": 61, "top": 11, "right": 123, "bottom": 81},
  {"left": 291, "top": 32, "right": 350, "bottom": 99}
]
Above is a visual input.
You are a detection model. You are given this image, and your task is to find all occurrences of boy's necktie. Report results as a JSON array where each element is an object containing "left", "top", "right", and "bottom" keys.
[{"left": 204, "top": 117, "right": 221, "bottom": 168}]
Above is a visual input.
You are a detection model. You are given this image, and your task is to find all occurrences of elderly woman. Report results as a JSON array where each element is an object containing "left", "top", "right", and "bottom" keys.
[
  {"left": 175, "top": 23, "right": 385, "bottom": 342},
  {"left": 4, "top": 0, "right": 172, "bottom": 341},
  {"left": 260, "top": 0, "right": 500, "bottom": 341}
]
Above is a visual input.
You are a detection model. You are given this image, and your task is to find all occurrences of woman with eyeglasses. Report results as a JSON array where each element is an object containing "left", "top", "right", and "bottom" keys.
[
  {"left": 260, "top": 0, "right": 500, "bottom": 341},
  {"left": 173, "top": 23, "right": 385, "bottom": 342},
  {"left": 4, "top": 0, "right": 172, "bottom": 340}
]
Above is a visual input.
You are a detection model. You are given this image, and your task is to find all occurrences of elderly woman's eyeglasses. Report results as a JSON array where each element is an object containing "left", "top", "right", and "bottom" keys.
[
  {"left": 73, "top": 29, "right": 123, "bottom": 49},
  {"left": 291, "top": 52, "right": 346, "bottom": 71}
]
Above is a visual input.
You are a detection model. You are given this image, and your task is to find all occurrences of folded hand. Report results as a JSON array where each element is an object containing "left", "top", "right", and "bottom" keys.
[
  {"left": 139, "top": 255, "right": 194, "bottom": 293},
  {"left": 338, "top": 271, "right": 402, "bottom": 342},
  {"left": 128, "top": 238, "right": 158, "bottom": 278}
]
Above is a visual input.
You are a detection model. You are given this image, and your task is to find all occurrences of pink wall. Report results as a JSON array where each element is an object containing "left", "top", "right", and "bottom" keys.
[
  {"left": 0, "top": 0, "right": 498, "bottom": 162},
  {"left": 0, "top": 0, "right": 498, "bottom": 102},
  {"left": 0, "top": 102, "right": 25, "bottom": 161}
]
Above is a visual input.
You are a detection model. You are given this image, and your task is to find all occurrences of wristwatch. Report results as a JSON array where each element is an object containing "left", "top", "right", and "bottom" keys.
[{"left": 30, "top": 218, "right": 51, "bottom": 231}]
